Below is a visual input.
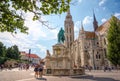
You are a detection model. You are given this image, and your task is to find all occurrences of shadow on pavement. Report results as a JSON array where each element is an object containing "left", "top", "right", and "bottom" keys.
[
  {"left": 70, "top": 75, "right": 119, "bottom": 81},
  {"left": 36, "top": 77, "right": 47, "bottom": 81}
]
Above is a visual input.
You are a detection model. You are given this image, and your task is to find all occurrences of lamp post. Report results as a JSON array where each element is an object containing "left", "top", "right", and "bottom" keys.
[{"left": 28, "top": 49, "right": 31, "bottom": 63}]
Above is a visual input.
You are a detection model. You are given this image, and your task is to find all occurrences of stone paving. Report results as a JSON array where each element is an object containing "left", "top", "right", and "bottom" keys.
[{"left": 0, "top": 68, "right": 120, "bottom": 81}]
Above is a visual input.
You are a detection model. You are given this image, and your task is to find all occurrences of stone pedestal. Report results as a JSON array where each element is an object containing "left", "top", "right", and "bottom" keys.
[
  {"left": 44, "top": 43, "right": 84, "bottom": 76},
  {"left": 43, "top": 68, "right": 85, "bottom": 76}
]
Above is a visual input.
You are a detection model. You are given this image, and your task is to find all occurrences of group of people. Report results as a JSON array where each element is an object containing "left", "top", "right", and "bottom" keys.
[
  {"left": 34, "top": 63, "right": 44, "bottom": 78},
  {"left": 18, "top": 63, "right": 30, "bottom": 70}
]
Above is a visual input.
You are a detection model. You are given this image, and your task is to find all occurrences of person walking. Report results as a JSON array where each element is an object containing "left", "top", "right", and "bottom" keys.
[
  {"left": 34, "top": 64, "right": 39, "bottom": 78},
  {"left": 38, "top": 62, "right": 44, "bottom": 78}
]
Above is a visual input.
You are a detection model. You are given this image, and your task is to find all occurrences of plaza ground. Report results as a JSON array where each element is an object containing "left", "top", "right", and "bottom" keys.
[{"left": 0, "top": 68, "right": 120, "bottom": 81}]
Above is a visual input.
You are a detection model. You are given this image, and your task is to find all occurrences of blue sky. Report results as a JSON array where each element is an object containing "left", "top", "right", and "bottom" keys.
[{"left": 0, "top": 0, "right": 120, "bottom": 59}]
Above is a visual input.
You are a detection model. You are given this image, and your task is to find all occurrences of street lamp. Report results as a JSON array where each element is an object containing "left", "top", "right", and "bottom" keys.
[{"left": 28, "top": 49, "right": 31, "bottom": 63}]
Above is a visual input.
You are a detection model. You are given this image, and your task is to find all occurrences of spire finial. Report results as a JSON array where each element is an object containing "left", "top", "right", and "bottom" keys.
[
  {"left": 67, "top": 8, "right": 70, "bottom": 14},
  {"left": 93, "top": 9, "right": 97, "bottom": 22},
  {"left": 93, "top": 9, "right": 98, "bottom": 31},
  {"left": 81, "top": 21, "right": 84, "bottom": 31}
]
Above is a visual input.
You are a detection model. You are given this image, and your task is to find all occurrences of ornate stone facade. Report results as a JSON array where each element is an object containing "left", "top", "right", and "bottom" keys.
[
  {"left": 72, "top": 14, "right": 115, "bottom": 70},
  {"left": 44, "top": 9, "right": 117, "bottom": 75},
  {"left": 44, "top": 10, "right": 84, "bottom": 75}
]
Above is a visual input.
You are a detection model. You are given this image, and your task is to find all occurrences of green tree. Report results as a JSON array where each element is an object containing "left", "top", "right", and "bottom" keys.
[
  {"left": 6, "top": 45, "right": 20, "bottom": 60},
  {"left": 0, "top": 0, "right": 71, "bottom": 34},
  {"left": 0, "top": 42, "right": 7, "bottom": 64},
  {"left": 107, "top": 16, "right": 120, "bottom": 66},
  {"left": 12, "top": 45, "right": 20, "bottom": 60},
  {"left": 0, "top": 42, "right": 4, "bottom": 57}
]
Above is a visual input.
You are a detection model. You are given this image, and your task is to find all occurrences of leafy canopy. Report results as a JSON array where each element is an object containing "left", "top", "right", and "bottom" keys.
[
  {"left": 0, "top": 0, "right": 71, "bottom": 34},
  {"left": 0, "top": 41, "right": 21, "bottom": 64},
  {"left": 107, "top": 16, "right": 120, "bottom": 66}
]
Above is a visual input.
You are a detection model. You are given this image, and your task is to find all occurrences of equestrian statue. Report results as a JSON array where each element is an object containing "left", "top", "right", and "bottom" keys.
[{"left": 57, "top": 28, "right": 65, "bottom": 43}]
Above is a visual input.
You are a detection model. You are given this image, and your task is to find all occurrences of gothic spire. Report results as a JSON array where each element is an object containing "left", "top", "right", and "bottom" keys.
[
  {"left": 93, "top": 9, "right": 98, "bottom": 31},
  {"left": 79, "top": 21, "right": 84, "bottom": 38},
  {"left": 67, "top": 9, "right": 70, "bottom": 15},
  {"left": 93, "top": 10, "right": 97, "bottom": 23},
  {"left": 66, "top": 9, "right": 72, "bottom": 19},
  {"left": 81, "top": 21, "right": 84, "bottom": 31}
]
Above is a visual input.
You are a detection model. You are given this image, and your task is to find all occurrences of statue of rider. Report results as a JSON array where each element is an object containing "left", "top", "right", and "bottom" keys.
[{"left": 57, "top": 28, "right": 65, "bottom": 44}]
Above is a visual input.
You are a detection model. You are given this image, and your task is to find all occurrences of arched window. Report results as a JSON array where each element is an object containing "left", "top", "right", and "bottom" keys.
[
  {"left": 96, "top": 54, "right": 98, "bottom": 59},
  {"left": 104, "top": 49, "right": 107, "bottom": 58},
  {"left": 98, "top": 54, "right": 101, "bottom": 59},
  {"left": 104, "top": 38, "right": 106, "bottom": 45},
  {"left": 96, "top": 54, "right": 100, "bottom": 59}
]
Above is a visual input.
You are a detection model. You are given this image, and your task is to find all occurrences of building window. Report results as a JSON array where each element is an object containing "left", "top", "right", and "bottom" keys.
[
  {"left": 104, "top": 38, "right": 106, "bottom": 45},
  {"left": 96, "top": 54, "right": 100, "bottom": 59},
  {"left": 98, "top": 54, "right": 101, "bottom": 59},
  {"left": 97, "top": 42, "right": 99, "bottom": 45},
  {"left": 96, "top": 54, "right": 98, "bottom": 59},
  {"left": 104, "top": 49, "right": 107, "bottom": 58},
  {"left": 70, "top": 28, "right": 71, "bottom": 33},
  {"left": 97, "top": 42, "right": 99, "bottom": 47},
  {"left": 97, "top": 51, "right": 98, "bottom": 54},
  {"left": 70, "top": 36, "right": 72, "bottom": 42}
]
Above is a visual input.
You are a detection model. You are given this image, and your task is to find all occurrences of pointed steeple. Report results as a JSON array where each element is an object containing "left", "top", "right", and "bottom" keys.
[
  {"left": 66, "top": 9, "right": 72, "bottom": 19},
  {"left": 93, "top": 9, "right": 98, "bottom": 31},
  {"left": 81, "top": 21, "right": 84, "bottom": 31},
  {"left": 67, "top": 9, "right": 70, "bottom": 15},
  {"left": 93, "top": 10, "right": 97, "bottom": 22},
  {"left": 79, "top": 21, "right": 84, "bottom": 38}
]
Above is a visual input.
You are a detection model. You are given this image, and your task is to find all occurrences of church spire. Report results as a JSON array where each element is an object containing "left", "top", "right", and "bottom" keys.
[
  {"left": 93, "top": 10, "right": 98, "bottom": 31},
  {"left": 81, "top": 21, "right": 84, "bottom": 31},
  {"left": 65, "top": 9, "right": 72, "bottom": 19},
  {"left": 79, "top": 21, "right": 84, "bottom": 38},
  {"left": 67, "top": 9, "right": 70, "bottom": 15}
]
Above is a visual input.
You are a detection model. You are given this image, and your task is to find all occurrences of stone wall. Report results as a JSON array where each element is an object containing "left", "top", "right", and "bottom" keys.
[{"left": 43, "top": 68, "right": 85, "bottom": 76}]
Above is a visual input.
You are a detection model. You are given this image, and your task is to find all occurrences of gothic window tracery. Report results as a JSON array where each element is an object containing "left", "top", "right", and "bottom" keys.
[{"left": 104, "top": 38, "right": 106, "bottom": 45}]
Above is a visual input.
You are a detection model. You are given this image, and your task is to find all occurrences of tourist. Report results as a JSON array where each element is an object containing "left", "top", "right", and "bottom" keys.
[
  {"left": 38, "top": 62, "right": 44, "bottom": 78},
  {"left": 34, "top": 64, "right": 39, "bottom": 78}
]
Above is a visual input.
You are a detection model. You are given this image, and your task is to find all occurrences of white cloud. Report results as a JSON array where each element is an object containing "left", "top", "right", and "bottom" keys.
[
  {"left": 75, "top": 21, "right": 81, "bottom": 32},
  {"left": 101, "top": 18, "right": 107, "bottom": 23},
  {"left": 0, "top": 12, "right": 58, "bottom": 58},
  {"left": 114, "top": 13, "right": 120, "bottom": 17},
  {"left": 78, "top": 0, "right": 82, "bottom": 4},
  {"left": 36, "top": 44, "right": 46, "bottom": 52},
  {"left": 99, "top": 0, "right": 106, "bottom": 6},
  {"left": 83, "top": 16, "right": 92, "bottom": 25},
  {"left": 74, "top": 21, "right": 81, "bottom": 39},
  {"left": 24, "top": 13, "right": 58, "bottom": 41}
]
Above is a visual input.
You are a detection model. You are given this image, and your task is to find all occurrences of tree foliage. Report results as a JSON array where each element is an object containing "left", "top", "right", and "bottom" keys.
[
  {"left": 0, "top": 42, "right": 7, "bottom": 64},
  {"left": 6, "top": 45, "right": 20, "bottom": 60},
  {"left": 0, "top": 42, "right": 4, "bottom": 57},
  {"left": 0, "top": 0, "right": 71, "bottom": 34},
  {"left": 0, "top": 42, "right": 20, "bottom": 64},
  {"left": 107, "top": 16, "right": 120, "bottom": 66}
]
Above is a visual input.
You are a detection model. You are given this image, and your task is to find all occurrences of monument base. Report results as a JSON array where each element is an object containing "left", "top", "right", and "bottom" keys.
[{"left": 43, "top": 68, "right": 85, "bottom": 76}]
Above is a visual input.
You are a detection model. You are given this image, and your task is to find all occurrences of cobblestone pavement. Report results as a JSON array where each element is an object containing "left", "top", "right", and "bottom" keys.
[{"left": 0, "top": 68, "right": 120, "bottom": 81}]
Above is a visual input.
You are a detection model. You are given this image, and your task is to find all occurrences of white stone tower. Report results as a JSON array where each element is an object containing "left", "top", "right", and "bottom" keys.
[{"left": 64, "top": 9, "right": 74, "bottom": 48}]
